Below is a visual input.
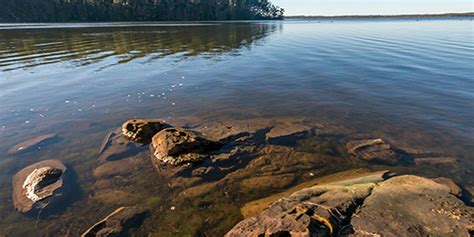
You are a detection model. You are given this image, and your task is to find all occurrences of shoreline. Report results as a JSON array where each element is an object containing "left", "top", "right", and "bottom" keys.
[
  {"left": 0, "top": 12, "right": 472, "bottom": 24},
  {"left": 285, "top": 12, "right": 474, "bottom": 19}
]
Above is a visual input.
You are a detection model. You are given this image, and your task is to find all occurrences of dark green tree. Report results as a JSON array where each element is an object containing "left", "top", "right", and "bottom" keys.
[{"left": 0, "top": 0, "right": 284, "bottom": 22}]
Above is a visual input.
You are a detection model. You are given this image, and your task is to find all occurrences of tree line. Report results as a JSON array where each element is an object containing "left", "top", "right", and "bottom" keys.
[{"left": 0, "top": 0, "right": 284, "bottom": 22}]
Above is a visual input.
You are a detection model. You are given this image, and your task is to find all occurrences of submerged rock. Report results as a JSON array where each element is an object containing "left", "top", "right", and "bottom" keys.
[
  {"left": 12, "top": 160, "right": 68, "bottom": 213},
  {"left": 81, "top": 206, "right": 148, "bottom": 237},
  {"left": 98, "top": 128, "right": 144, "bottom": 161},
  {"left": 151, "top": 128, "right": 221, "bottom": 166},
  {"left": 8, "top": 133, "right": 59, "bottom": 155},
  {"left": 226, "top": 172, "right": 474, "bottom": 237},
  {"left": 93, "top": 156, "right": 143, "bottom": 178},
  {"left": 346, "top": 138, "right": 410, "bottom": 165},
  {"left": 122, "top": 119, "right": 169, "bottom": 144}
]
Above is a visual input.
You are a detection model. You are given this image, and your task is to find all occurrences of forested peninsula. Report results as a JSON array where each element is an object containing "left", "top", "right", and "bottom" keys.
[{"left": 0, "top": 0, "right": 284, "bottom": 22}]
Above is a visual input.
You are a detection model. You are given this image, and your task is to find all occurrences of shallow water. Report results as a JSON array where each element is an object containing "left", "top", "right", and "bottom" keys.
[{"left": 0, "top": 18, "right": 473, "bottom": 236}]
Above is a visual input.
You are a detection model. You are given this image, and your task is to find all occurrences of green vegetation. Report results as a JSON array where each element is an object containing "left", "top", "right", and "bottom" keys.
[{"left": 0, "top": 0, "right": 284, "bottom": 22}]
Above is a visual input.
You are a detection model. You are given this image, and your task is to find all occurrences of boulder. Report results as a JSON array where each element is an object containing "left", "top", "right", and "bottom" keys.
[
  {"left": 350, "top": 175, "right": 474, "bottom": 236},
  {"left": 226, "top": 173, "right": 474, "bottom": 237},
  {"left": 121, "top": 119, "right": 168, "bottom": 144},
  {"left": 12, "top": 159, "right": 68, "bottom": 213},
  {"left": 81, "top": 206, "right": 148, "bottom": 237},
  {"left": 8, "top": 133, "right": 59, "bottom": 155},
  {"left": 151, "top": 128, "right": 221, "bottom": 166}
]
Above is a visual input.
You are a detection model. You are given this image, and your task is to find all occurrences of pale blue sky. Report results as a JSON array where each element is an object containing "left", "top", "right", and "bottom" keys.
[{"left": 272, "top": 0, "right": 473, "bottom": 16}]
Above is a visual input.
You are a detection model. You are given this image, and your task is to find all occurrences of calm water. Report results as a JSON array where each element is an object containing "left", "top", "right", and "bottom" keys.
[{"left": 0, "top": 19, "right": 473, "bottom": 235}]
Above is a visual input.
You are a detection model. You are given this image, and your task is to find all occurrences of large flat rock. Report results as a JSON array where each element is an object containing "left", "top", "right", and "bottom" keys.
[
  {"left": 350, "top": 175, "right": 474, "bottom": 236},
  {"left": 226, "top": 170, "right": 389, "bottom": 236},
  {"left": 226, "top": 172, "right": 474, "bottom": 237}
]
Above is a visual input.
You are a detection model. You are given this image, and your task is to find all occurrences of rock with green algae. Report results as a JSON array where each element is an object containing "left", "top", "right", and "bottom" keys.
[{"left": 226, "top": 171, "right": 474, "bottom": 237}]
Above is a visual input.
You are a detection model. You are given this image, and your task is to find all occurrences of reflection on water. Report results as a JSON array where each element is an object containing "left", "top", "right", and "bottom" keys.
[
  {"left": 0, "top": 22, "right": 280, "bottom": 71},
  {"left": 0, "top": 19, "right": 473, "bottom": 236}
]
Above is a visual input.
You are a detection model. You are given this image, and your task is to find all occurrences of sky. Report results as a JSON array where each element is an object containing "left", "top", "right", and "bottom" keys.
[{"left": 272, "top": 0, "right": 473, "bottom": 16}]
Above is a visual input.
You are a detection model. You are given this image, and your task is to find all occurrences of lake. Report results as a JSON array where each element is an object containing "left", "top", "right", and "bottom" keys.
[{"left": 0, "top": 18, "right": 473, "bottom": 236}]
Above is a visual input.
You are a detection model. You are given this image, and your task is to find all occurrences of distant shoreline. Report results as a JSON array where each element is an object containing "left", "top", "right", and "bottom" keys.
[
  {"left": 285, "top": 12, "right": 474, "bottom": 19},
  {"left": 1, "top": 12, "right": 472, "bottom": 24}
]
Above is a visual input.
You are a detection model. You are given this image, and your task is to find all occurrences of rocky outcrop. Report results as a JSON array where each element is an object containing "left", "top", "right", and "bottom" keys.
[
  {"left": 122, "top": 119, "right": 169, "bottom": 144},
  {"left": 226, "top": 170, "right": 388, "bottom": 236},
  {"left": 81, "top": 206, "right": 148, "bottom": 237},
  {"left": 8, "top": 133, "right": 59, "bottom": 155},
  {"left": 151, "top": 128, "right": 221, "bottom": 166},
  {"left": 226, "top": 172, "right": 474, "bottom": 237},
  {"left": 350, "top": 175, "right": 474, "bottom": 236},
  {"left": 12, "top": 160, "right": 68, "bottom": 213}
]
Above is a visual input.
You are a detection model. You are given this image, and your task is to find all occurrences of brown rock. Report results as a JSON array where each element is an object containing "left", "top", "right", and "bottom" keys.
[
  {"left": 228, "top": 173, "right": 474, "bottom": 237},
  {"left": 414, "top": 156, "right": 458, "bottom": 165},
  {"left": 226, "top": 171, "right": 389, "bottom": 237},
  {"left": 346, "top": 138, "right": 408, "bottom": 165},
  {"left": 93, "top": 157, "right": 143, "bottom": 178},
  {"left": 151, "top": 128, "right": 221, "bottom": 166},
  {"left": 122, "top": 119, "right": 168, "bottom": 144},
  {"left": 240, "top": 169, "right": 390, "bottom": 218},
  {"left": 466, "top": 186, "right": 474, "bottom": 204},
  {"left": 8, "top": 133, "right": 58, "bottom": 155},
  {"left": 98, "top": 128, "right": 143, "bottom": 161},
  {"left": 81, "top": 206, "right": 148, "bottom": 237},
  {"left": 350, "top": 175, "right": 474, "bottom": 236},
  {"left": 433, "top": 177, "right": 462, "bottom": 197},
  {"left": 12, "top": 160, "right": 68, "bottom": 213}
]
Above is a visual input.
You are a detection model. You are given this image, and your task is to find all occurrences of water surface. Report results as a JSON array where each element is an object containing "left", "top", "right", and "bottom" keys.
[{"left": 0, "top": 18, "right": 473, "bottom": 236}]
